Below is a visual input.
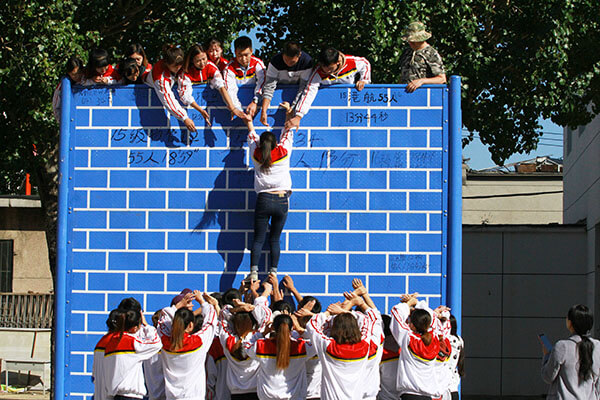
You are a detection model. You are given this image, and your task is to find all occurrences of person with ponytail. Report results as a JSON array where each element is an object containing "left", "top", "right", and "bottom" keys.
[
  {"left": 541, "top": 304, "right": 600, "bottom": 399},
  {"left": 103, "top": 307, "right": 162, "bottom": 400},
  {"left": 92, "top": 308, "right": 122, "bottom": 400},
  {"left": 145, "top": 45, "right": 197, "bottom": 132},
  {"left": 243, "top": 314, "right": 317, "bottom": 399},
  {"left": 390, "top": 293, "right": 451, "bottom": 399},
  {"left": 218, "top": 281, "right": 273, "bottom": 399},
  {"left": 178, "top": 44, "right": 251, "bottom": 128},
  {"left": 247, "top": 127, "right": 294, "bottom": 280},
  {"left": 158, "top": 291, "right": 219, "bottom": 400},
  {"left": 299, "top": 294, "right": 379, "bottom": 400}
]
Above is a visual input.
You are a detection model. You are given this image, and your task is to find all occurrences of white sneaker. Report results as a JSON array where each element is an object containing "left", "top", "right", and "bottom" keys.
[{"left": 246, "top": 271, "right": 258, "bottom": 281}]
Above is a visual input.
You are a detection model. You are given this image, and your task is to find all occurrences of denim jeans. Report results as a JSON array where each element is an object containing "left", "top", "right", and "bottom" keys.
[{"left": 250, "top": 192, "right": 289, "bottom": 272}]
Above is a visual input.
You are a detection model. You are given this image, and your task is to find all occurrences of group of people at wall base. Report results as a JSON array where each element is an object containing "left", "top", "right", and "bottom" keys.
[{"left": 93, "top": 275, "right": 464, "bottom": 400}]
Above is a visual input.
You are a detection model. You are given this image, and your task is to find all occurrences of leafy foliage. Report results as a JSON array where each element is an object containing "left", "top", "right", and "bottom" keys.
[
  {"left": 1, "top": 0, "right": 599, "bottom": 195},
  {"left": 0, "top": 2, "right": 90, "bottom": 193},
  {"left": 257, "top": 0, "right": 600, "bottom": 164}
]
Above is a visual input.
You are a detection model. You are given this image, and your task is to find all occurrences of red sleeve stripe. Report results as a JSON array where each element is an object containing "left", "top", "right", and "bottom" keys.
[
  {"left": 297, "top": 69, "right": 320, "bottom": 113},
  {"left": 309, "top": 315, "right": 330, "bottom": 341},
  {"left": 159, "top": 75, "right": 184, "bottom": 119},
  {"left": 391, "top": 307, "right": 411, "bottom": 331}
]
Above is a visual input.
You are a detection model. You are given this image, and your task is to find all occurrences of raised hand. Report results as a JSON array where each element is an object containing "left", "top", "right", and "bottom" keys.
[
  {"left": 193, "top": 290, "right": 204, "bottom": 303},
  {"left": 294, "top": 307, "right": 314, "bottom": 319},
  {"left": 327, "top": 302, "right": 347, "bottom": 315},
  {"left": 352, "top": 278, "right": 367, "bottom": 296},
  {"left": 281, "top": 275, "right": 295, "bottom": 290}
]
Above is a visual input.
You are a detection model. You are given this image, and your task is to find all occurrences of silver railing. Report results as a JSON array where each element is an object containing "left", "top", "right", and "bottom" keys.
[{"left": 0, "top": 293, "right": 54, "bottom": 328}]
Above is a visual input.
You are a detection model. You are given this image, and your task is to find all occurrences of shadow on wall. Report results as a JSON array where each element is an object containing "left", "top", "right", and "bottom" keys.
[{"left": 74, "top": 83, "right": 295, "bottom": 292}]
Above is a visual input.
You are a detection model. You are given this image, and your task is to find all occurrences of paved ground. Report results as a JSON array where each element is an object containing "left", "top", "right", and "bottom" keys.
[{"left": 0, "top": 392, "right": 49, "bottom": 400}]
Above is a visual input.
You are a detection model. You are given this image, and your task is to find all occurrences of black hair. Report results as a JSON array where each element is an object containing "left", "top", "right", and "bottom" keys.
[
  {"left": 382, "top": 314, "right": 392, "bottom": 337},
  {"left": 234, "top": 36, "right": 252, "bottom": 52},
  {"left": 86, "top": 48, "right": 110, "bottom": 78},
  {"left": 271, "top": 300, "right": 295, "bottom": 314},
  {"left": 283, "top": 42, "right": 301, "bottom": 58},
  {"left": 410, "top": 308, "right": 431, "bottom": 335},
  {"left": 211, "top": 292, "right": 224, "bottom": 308},
  {"left": 449, "top": 314, "right": 466, "bottom": 377},
  {"left": 568, "top": 304, "right": 594, "bottom": 383},
  {"left": 318, "top": 47, "right": 340, "bottom": 66},
  {"left": 298, "top": 296, "right": 322, "bottom": 313},
  {"left": 191, "top": 313, "right": 205, "bottom": 334},
  {"left": 162, "top": 45, "right": 184, "bottom": 66},
  {"left": 183, "top": 44, "right": 206, "bottom": 73},
  {"left": 118, "top": 297, "right": 142, "bottom": 313},
  {"left": 124, "top": 43, "right": 148, "bottom": 68},
  {"left": 450, "top": 314, "right": 458, "bottom": 336},
  {"left": 118, "top": 58, "right": 143, "bottom": 84},
  {"left": 259, "top": 131, "right": 277, "bottom": 171},
  {"left": 65, "top": 56, "right": 83, "bottom": 74},
  {"left": 106, "top": 308, "right": 122, "bottom": 332},
  {"left": 204, "top": 38, "right": 223, "bottom": 50},
  {"left": 116, "top": 309, "right": 141, "bottom": 333},
  {"left": 223, "top": 288, "right": 242, "bottom": 306}
]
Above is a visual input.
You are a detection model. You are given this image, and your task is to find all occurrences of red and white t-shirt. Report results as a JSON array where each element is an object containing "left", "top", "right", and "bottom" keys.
[
  {"left": 159, "top": 303, "right": 218, "bottom": 400},
  {"left": 103, "top": 326, "right": 162, "bottom": 398},
  {"left": 247, "top": 129, "right": 293, "bottom": 193},
  {"left": 294, "top": 55, "right": 371, "bottom": 117},
  {"left": 304, "top": 309, "right": 378, "bottom": 400},
  {"left": 217, "top": 296, "right": 272, "bottom": 394},
  {"left": 177, "top": 61, "right": 225, "bottom": 106},
  {"left": 244, "top": 333, "right": 317, "bottom": 400},
  {"left": 390, "top": 301, "right": 448, "bottom": 398},
  {"left": 145, "top": 60, "right": 188, "bottom": 122},
  {"left": 223, "top": 56, "right": 266, "bottom": 110},
  {"left": 92, "top": 333, "right": 112, "bottom": 400}
]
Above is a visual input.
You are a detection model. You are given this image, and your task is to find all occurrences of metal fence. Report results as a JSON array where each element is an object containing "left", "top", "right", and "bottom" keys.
[{"left": 0, "top": 293, "right": 54, "bottom": 328}]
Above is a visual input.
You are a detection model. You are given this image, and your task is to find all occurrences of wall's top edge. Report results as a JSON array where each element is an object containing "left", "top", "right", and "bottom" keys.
[{"left": 72, "top": 83, "right": 450, "bottom": 90}]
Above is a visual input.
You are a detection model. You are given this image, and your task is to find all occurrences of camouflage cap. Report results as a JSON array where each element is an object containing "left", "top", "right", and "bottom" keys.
[{"left": 401, "top": 21, "right": 432, "bottom": 42}]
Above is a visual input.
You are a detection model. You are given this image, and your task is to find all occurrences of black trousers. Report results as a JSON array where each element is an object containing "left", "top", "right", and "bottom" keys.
[
  {"left": 231, "top": 393, "right": 259, "bottom": 400},
  {"left": 401, "top": 394, "right": 432, "bottom": 400}
]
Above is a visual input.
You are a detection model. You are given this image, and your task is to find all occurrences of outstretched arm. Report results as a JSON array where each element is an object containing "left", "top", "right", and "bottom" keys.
[
  {"left": 282, "top": 275, "right": 303, "bottom": 303},
  {"left": 352, "top": 278, "right": 377, "bottom": 310}
]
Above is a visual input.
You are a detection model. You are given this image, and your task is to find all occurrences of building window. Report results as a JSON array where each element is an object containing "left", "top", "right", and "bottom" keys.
[{"left": 0, "top": 240, "right": 13, "bottom": 292}]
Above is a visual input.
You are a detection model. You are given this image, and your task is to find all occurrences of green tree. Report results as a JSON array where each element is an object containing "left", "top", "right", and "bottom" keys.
[{"left": 257, "top": 0, "right": 600, "bottom": 164}]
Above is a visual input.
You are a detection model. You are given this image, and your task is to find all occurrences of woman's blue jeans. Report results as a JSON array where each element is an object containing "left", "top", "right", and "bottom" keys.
[{"left": 250, "top": 192, "right": 289, "bottom": 273}]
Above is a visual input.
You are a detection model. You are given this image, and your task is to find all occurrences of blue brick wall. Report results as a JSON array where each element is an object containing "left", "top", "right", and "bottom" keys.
[{"left": 64, "top": 84, "right": 448, "bottom": 398}]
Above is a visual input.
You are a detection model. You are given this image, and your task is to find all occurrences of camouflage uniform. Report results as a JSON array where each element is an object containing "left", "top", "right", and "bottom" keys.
[{"left": 399, "top": 44, "right": 445, "bottom": 84}]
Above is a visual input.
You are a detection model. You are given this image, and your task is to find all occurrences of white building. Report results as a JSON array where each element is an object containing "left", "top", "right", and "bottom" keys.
[
  {"left": 563, "top": 112, "right": 600, "bottom": 336},
  {"left": 463, "top": 157, "right": 563, "bottom": 225}
]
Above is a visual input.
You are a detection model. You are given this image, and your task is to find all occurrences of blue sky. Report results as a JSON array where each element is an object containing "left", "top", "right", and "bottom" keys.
[
  {"left": 463, "top": 118, "right": 563, "bottom": 170},
  {"left": 238, "top": 29, "right": 564, "bottom": 170}
]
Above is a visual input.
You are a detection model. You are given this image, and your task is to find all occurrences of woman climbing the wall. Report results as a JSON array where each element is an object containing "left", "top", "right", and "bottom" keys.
[{"left": 247, "top": 127, "right": 294, "bottom": 280}]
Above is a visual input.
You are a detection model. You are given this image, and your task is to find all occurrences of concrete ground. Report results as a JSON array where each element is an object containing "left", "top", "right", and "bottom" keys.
[{"left": 0, "top": 393, "right": 49, "bottom": 400}]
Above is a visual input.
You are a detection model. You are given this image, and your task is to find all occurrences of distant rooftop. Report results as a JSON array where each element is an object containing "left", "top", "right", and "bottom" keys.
[{"left": 466, "top": 156, "right": 563, "bottom": 176}]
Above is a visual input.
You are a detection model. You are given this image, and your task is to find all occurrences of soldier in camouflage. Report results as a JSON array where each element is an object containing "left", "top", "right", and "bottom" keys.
[{"left": 399, "top": 21, "right": 447, "bottom": 93}]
